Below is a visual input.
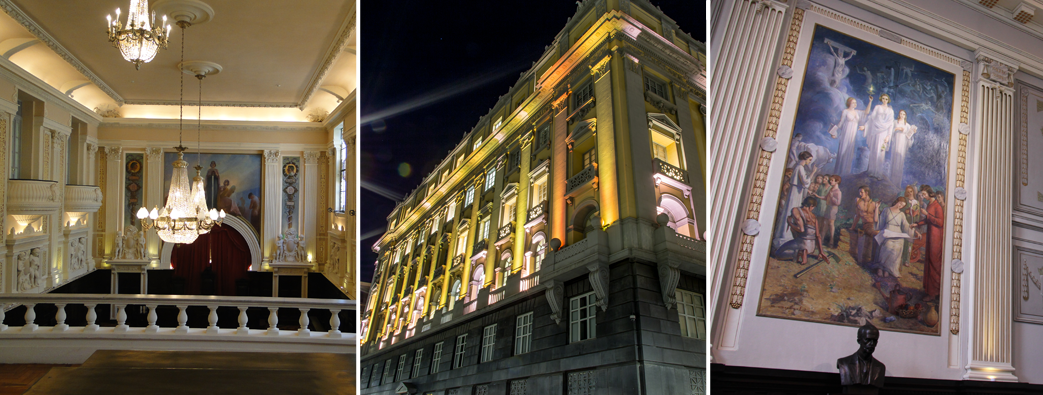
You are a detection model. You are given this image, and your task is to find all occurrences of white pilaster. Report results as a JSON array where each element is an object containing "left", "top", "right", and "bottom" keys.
[
  {"left": 303, "top": 151, "right": 320, "bottom": 263},
  {"left": 964, "top": 51, "right": 1018, "bottom": 382},
  {"left": 103, "top": 147, "right": 123, "bottom": 259},
  {"left": 263, "top": 150, "right": 282, "bottom": 263},
  {"left": 144, "top": 147, "right": 163, "bottom": 264}
]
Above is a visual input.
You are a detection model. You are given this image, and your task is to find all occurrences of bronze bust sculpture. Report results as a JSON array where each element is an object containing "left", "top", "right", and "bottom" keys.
[{"left": 837, "top": 322, "right": 885, "bottom": 393}]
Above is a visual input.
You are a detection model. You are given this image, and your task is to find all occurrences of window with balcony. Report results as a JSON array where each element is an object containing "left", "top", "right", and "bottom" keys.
[
  {"left": 431, "top": 342, "right": 444, "bottom": 374},
  {"left": 515, "top": 312, "right": 533, "bottom": 355},
  {"left": 453, "top": 334, "right": 467, "bottom": 369},
  {"left": 573, "top": 82, "right": 593, "bottom": 108},
  {"left": 582, "top": 149, "right": 596, "bottom": 169},
  {"left": 469, "top": 265, "right": 486, "bottom": 300},
  {"left": 501, "top": 198, "right": 516, "bottom": 227},
  {"left": 676, "top": 289, "right": 706, "bottom": 339},
  {"left": 651, "top": 130, "right": 682, "bottom": 168},
  {"left": 569, "top": 292, "right": 597, "bottom": 343},
  {"left": 530, "top": 234, "right": 547, "bottom": 273},
  {"left": 481, "top": 324, "right": 496, "bottom": 362},
  {"left": 530, "top": 177, "right": 548, "bottom": 207},
  {"left": 412, "top": 348, "right": 424, "bottom": 378}
]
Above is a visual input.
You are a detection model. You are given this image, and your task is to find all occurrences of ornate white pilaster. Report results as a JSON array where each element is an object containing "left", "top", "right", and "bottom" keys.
[
  {"left": 711, "top": 0, "right": 792, "bottom": 351},
  {"left": 144, "top": 147, "right": 163, "bottom": 264},
  {"left": 591, "top": 54, "right": 622, "bottom": 227},
  {"left": 964, "top": 51, "right": 1018, "bottom": 382},
  {"left": 303, "top": 151, "right": 320, "bottom": 265},
  {"left": 263, "top": 150, "right": 282, "bottom": 262},
  {"left": 103, "top": 147, "right": 123, "bottom": 258}
]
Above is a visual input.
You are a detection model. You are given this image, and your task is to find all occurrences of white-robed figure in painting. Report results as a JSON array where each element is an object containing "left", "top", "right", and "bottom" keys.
[
  {"left": 874, "top": 196, "right": 918, "bottom": 278},
  {"left": 832, "top": 97, "right": 864, "bottom": 176},
  {"left": 862, "top": 93, "right": 895, "bottom": 179},
  {"left": 774, "top": 151, "right": 819, "bottom": 247},
  {"left": 889, "top": 109, "right": 918, "bottom": 184}
]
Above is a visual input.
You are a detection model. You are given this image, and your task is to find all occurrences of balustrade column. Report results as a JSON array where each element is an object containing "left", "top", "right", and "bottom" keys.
[
  {"left": 84, "top": 304, "right": 99, "bottom": 332},
  {"left": 145, "top": 304, "right": 159, "bottom": 333},
  {"left": 237, "top": 306, "right": 250, "bottom": 335},
  {"left": 965, "top": 51, "right": 1018, "bottom": 382},
  {"left": 53, "top": 304, "right": 68, "bottom": 332},
  {"left": 298, "top": 308, "right": 311, "bottom": 336},
  {"left": 114, "top": 304, "right": 128, "bottom": 332},
  {"left": 267, "top": 307, "right": 280, "bottom": 335},
  {"left": 207, "top": 305, "right": 219, "bottom": 334},
  {"left": 175, "top": 305, "right": 189, "bottom": 334},
  {"left": 328, "top": 309, "right": 342, "bottom": 338},
  {"left": 21, "top": 304, "right": 36, "bottom": 332},
  {"left": 0, "top": 308, "right": 6, "bottom": 331}
]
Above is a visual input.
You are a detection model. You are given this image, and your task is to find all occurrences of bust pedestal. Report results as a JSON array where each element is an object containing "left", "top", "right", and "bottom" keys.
[{"left": 270, "top": 261, "right": 311, "bottom": 298}]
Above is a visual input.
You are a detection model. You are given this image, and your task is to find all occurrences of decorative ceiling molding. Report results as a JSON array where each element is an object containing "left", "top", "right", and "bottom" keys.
[
  {"left": 100, "top": 119, "right": 326, "bottom": 133},
  {"left": 297, "top": 5, "right": 356, "bottom": 110},
  {"left": 0, "top": 0, "right": 124, "bottom": 105},
  {"left": 121, "top": 99, "right": 301, "bottom": 108},
  {"left": 0, "top": 51, "right": 101, "bottom": 123}
]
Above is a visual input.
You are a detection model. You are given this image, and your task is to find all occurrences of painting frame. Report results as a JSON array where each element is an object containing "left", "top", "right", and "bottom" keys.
[
  {"left": 162, "top": 151, "right": 264, "bottom": 239},
  {"left": 750, "top": 16, "right": 966, "bottom": 336},
  {"left": 1015, "top": 82, "right": 1043, "bottom": 216},
  {"left": 1014, "top": 245, "right": 1043, "bottom": 324}
]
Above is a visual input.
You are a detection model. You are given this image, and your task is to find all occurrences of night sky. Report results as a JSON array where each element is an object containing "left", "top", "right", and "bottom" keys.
[{"left": 360, "top": 0, "right": 706, "bottom": 284}]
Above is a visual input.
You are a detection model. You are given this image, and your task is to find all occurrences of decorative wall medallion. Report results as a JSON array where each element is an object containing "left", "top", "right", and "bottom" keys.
[
  {"left": 777, "top": 65, "right": 794, "bottom": 79},
  {"left": 958, "top": 122, "right": 970, "bottom": 135},
  {"left": 951, "top": 259, "right": 964, "bottom": 274},
  {"left": 954, "top": 187, "right": 968, "bottom": 201},
  {"left": 759, "top": 137, "right": 777, "bottom": 152},
  {"left": 742, "top": 219, "right": 760, "bottom": 236}
]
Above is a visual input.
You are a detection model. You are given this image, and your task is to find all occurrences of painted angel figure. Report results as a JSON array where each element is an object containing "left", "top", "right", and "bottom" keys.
[
  {"left": 889, "top": 110, "right": 918, "bottom": 183},
  {"left": 832, "top": 97, "right": 865, "bottom": 176},
  {"left": 861, "top": 94, "right": 895, "bottom": 179}
]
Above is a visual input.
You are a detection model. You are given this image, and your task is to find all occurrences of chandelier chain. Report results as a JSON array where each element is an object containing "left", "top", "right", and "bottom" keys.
[{"left": 179, "top": 24, "right": 185, "bottom": 148}]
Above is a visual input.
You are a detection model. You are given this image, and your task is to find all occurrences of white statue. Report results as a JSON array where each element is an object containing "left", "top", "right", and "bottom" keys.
[
  {"left": 16, "top": 251, "right": 30, "bottom": 291},
  {"left": 135, "top": 230, "right": 147, "bottom": 261},
  {"left": 114, "top": 229, "right": 125, "bottom": 259},
  {"left": 29, "top": 248, "right": 43, "bottom": 288},
  {"left": 275, "top": 229, "right": 305, "bottom": 262}
]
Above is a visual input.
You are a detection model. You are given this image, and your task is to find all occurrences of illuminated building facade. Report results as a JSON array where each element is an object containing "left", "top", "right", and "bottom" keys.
[{"left": 360, "top": 1, "right": 706, "bottom": 394}]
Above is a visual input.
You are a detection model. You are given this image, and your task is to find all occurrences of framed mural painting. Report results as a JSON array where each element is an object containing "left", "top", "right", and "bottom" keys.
[
  {"left": 1016, "top": 83, "right": 1043, "bottom": 215},
  {"left": 754, "top": 22, "right": 964, "bottom": 335},
  {"left": 163, "top": 152, "right": 263, "bottom": 238}
]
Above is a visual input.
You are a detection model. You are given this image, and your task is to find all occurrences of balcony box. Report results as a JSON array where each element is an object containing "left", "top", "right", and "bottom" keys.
[
  {"left": 64, "top": 185, "right": 103, "bottom": 213},
  {"left": 7, "top": 180, "right": 62, "bottom": 215}
]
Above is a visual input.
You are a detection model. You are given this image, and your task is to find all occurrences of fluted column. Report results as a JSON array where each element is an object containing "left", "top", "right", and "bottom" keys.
[
  {"left": 103, "top": 147, "right": 123, "bottom": 258},
  {"left": 592, "top": 54, "right": 622, "bottom": 226},
  {"left": 49, "top": 129, "right": 69, "bottom": 286},
  {"left": 965, "top": 51, "right": 1018, "bottom": 382},
  {"left": 144, "top": 147, "right": 163, "bottom": 263},
  {"left": 551, "top": 94, "right": 569, "bottom": 244},
  {"left": 513, "top": 133, "right": 533, "bottom": 273},
  {"left": 302, "top": 151, "right": 320, "bottom": 263},
  {"left": 263, "top": 150, "right": 282, "bottom": 262},
  {"left": 710, "top": 0, "right": 790, "bottom": 349}
]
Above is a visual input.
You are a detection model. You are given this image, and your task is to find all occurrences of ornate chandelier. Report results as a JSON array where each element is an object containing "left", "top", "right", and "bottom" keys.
[
  {"left": 106, "top": 0, "right": 171, "bottom": 70},
  {"left": 135, "top": 22, "right": 223, "bottom": 244}
]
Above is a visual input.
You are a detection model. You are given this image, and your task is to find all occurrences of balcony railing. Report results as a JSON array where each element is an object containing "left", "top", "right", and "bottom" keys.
[
  {"left": 565, "top": 165, "right": 598, "bottom": 196},
  {"left": 520, "top": 274, "right": 540, "bottom": 292},
  {"left": 488, "top": 289, "right": 505, "bottom": 305},
  {"left": 497, "top": 224, "right": 513, "bottom": 240},
  {"left": 472, "top": 239, "right": 488, "bottom": 256},
  {"left": 0, "top": 294, "right": 355, "bottom": 342},
  {"left": 452, "top": 254, "right": 465, "bottom": 270},
  {"left": 527, "top": 201, "right": 548, "bottom": 223},
  {"left": 433, "top": 265, "right": 445, "bottom": 279},
  {"left": 653, "top": 158, "right": 689, "bottom": 184}
]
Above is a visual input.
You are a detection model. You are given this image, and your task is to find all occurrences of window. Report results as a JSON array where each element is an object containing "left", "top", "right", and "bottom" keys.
[
  {"left": 569, "top": 292, "right": 597, "bottom": 343},
  {"left": 485, "top": 168, "right": 496, "bottom": 191},
  {"left": 531, "top": 177, "right": 548, "bottom": 205},
  {"left": 501, "top": 199, "right": 516, "bottom": 227},
  {"left": 474, "top": 136, "right": 483, "bottom": 151},
  {"left": 515, "top": 312, "right": 533, "bottom": 355},
  {"left": 450, "top": 280, "right": 462, "bottom": 310},
  {"left": 645, "top": 76, "right": 668, "bottom": 99},
  {"left": 676, "top": 289, "right": 706, "bottom": 339},
  {"left": 412, "top": 348, "right": 423, "bottom": 378},
  {"left": 481, "top": 217, "right": 491, "bottom": 241},
  {"left": 447, "top": 201, "right": 456, "bottom": 221},
  {"left": 396, "top": 354, "right": 407, "bottom": 381},
  {"left": 481, "top": 324, "right": 497, "bottom": 362},
  {"left": 361, "top": 365, "right": 370, "bottom": 389},
  {"left": 653, "top": 142, "right": 668, "bottom": 162},
  {"left": 582, "top": 149, "right": 596, "bottom": 169},
  {"left": 455, "top": 233, "right": 468, "bottom": 256},
  {"left": 338, "top": 138, "right": 347, "bottom": 212},
  {"left": 534, "top": 239, "right": 547, "bottom": 272},
  {"left": 442, "top": 169, "right": 451, "bottom": 185},
  {"left": 431, "top": 216, "right": 440, "bottom": 235},
  {"left": 574, "top": 83, "right": 593, "bottom": 107},
  {"left": 431, "top": 342, "right": 444, "bottom": 374},
  {"left": 453, "top": 334, "right": 467, "bottom": 369},
  {"left": 465, "top": 187, "right": 475, "bottom": 206},
  {"left": 382, "top": 359, "right": 394, "bottom": 384},
  {"left": 494, "top": 117, "right": 503, "bottom": 131},
  {"left": 500, "top": 255, "right": 512, "bottom": 288}
]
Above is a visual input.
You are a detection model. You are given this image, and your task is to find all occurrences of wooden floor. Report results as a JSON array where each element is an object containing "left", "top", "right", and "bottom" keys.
[
  {"left": 0, "top": 364, "right": 78, "bottom": 395},
  {"left": 4, "top": 350, "right": 354, "bottom": 395}
]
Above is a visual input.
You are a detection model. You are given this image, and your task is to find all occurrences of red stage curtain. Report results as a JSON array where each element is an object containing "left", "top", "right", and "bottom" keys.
[{"left": 170, "top": 224, "right": 251, "bottom": 295}]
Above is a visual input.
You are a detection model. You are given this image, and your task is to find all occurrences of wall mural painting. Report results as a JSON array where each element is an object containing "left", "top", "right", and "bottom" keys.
[
  {"left": 163, "top": 152, "right": 262, "bottom": 238},
  {"left": 123, "top": 153, "right": 144, "bottom": 231},
  {"left": 1017, "top": 84, "right": 1043, "bottom": 214},
  {"left": 282, "top": 156, "right": 300, "bottom": 233},
  {"left": 756, "top": 25, "right": 955, "bottom": 335}
]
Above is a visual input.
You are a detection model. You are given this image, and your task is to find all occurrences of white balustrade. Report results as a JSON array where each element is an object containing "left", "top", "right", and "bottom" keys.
[
  {"left": 488, "top": 290, "right": 505, "bottom": 305},
  {"left": 0, "top": 294, "right": 356, "bottom": 342},
  {"left": 520, "top": 274, "right": 540, "bottom": 292}
]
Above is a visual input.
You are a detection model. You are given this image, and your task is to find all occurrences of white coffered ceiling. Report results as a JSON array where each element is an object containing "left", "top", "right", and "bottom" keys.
[{"left": 0, "top": 0, "right": 355, "bottom": 122}]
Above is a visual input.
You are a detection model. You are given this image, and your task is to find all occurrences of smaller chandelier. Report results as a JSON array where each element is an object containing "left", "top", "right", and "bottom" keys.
[
  {"left": 106, "top": 0, "right": 171, "bottom": 70},
  {"left": 136, "top": 146, "right": 225, "bottom": 244}
]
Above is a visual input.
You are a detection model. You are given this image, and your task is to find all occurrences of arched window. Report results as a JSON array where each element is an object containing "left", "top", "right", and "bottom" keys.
[
  {"left": 530, "top": 232, "right": 547, "bottom": 274},
  {"left": 411, "top": 295, "right": 425, "bottom": 327},
  {"left": 469, "top": 264, "right": 486, "bottom": 301},
  {"left": 450, "top": 279, "right": 462, "bottom": 310},
  {"left": 658, "top": 194, "right": 693, "bottom": 237},
  {"left": 499, "top": 251, "right": 512, "bottom": 288}
]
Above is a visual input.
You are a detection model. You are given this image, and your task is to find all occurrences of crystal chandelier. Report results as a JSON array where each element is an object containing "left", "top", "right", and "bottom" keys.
[
  {"left": 136, "top": 22, "right": 223, "bottom": 244},
  {"left": 106, "top": 0, "right": 171, "bottom": 70},
  {"left": 189, "top": 69, "right": 224, "bottom": 235}
]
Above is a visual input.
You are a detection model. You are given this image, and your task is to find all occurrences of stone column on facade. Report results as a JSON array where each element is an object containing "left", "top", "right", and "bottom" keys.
[
  {"left": 263, "top": 150, "right": 282, "bottom": 263},
  {"left": 592, "top": 53, "right": 623, "bottom": 228},
  {"left": 672, "top": 85, "right": 707, "bottom": 237},
  {"left": 144, "top": 147, "right": 163, "bottom": 264},
  {"left": 0, "top": 111, "right": 9, "bottom": 291},
  {"left": 441, "top": 193, "right": 463, "bottom": 309},
  {"left": 964, "top": 51, "right": 1018, "bottom": 382},
  {"left": 513, "top": 133, "right": 533, "bottom": 273},
  {"left": 486, "top": 156, "right": 506, "bottom": 286},
  {"left": 461, "top": 178, "right": 481, "bottom": 299},
  {"left": 551, "top": 93, "right": 569, "bottom": 244},
  {"left": 303, "top": 151, "right": 321, "bottom": 264},
  {"left": 103, "top": 147, "right": 123, "bottom": 258},
  {"left": 617, "top": 51, "right": 658, "bottom": 233},
  {"left": 50, "top": 128, "right": 69, "bottom": 287},
  {"left": 710, "top": 0, "right": 790, "bottom": 351}
]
